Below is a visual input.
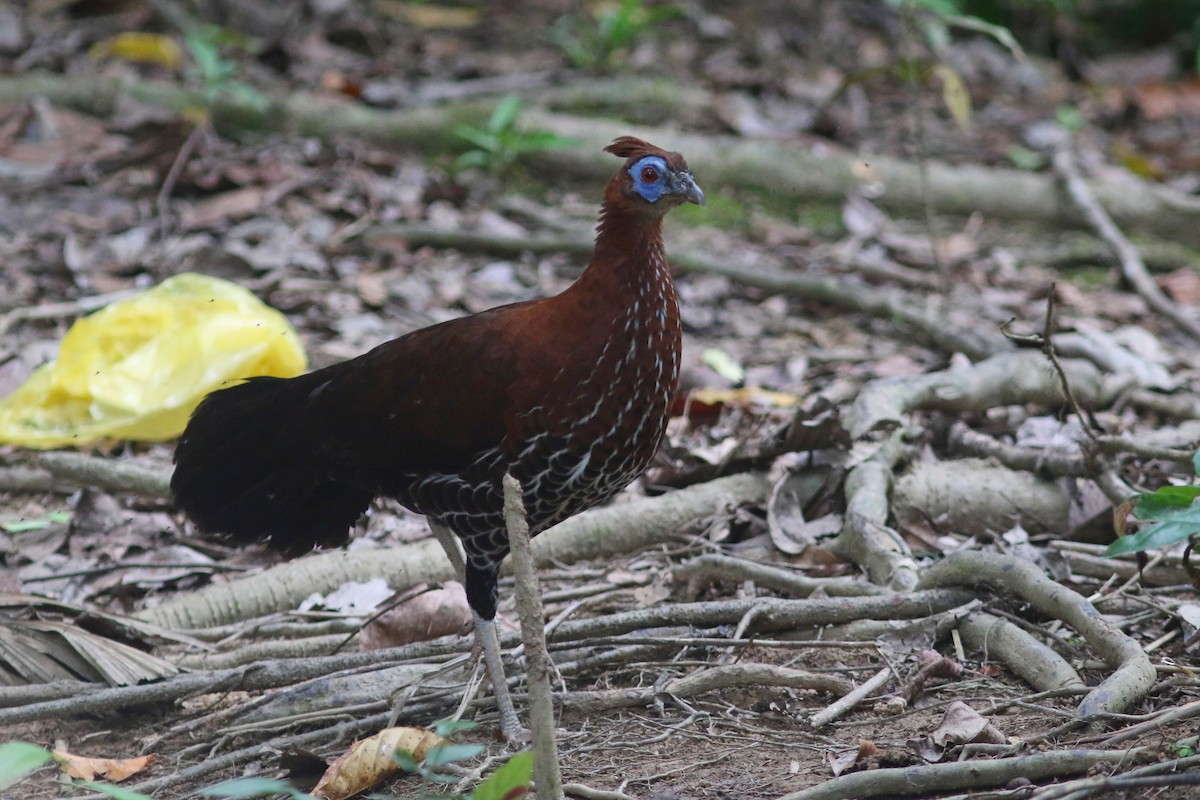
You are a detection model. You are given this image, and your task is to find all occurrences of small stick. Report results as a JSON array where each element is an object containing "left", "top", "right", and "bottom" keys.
[
  {"left": 808, "top": 666, "right": 893, "bottom": 728},
  {"left": 503, "top": 472, "right": 563, "bottom": 798},
  {"left": 33, "top": 451, "right": 171, "bottom": 498},
  {"left": 1001, "top": 283, "right": 1101, "bottom": 444}
]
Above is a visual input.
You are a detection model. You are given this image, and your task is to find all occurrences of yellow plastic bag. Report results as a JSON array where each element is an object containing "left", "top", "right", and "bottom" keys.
[{"left": 0, "top": 273, "right": 307, "bottom": 448}]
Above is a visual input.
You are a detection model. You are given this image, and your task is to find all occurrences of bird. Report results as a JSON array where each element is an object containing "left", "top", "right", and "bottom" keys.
[{"left": 170, "top": 136, "right": 704, "bottom": 741}]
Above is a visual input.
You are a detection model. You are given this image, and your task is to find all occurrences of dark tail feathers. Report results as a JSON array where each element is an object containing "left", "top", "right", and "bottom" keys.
[{"left": 170, "top": 376, "right": 373, "bottom": 553}]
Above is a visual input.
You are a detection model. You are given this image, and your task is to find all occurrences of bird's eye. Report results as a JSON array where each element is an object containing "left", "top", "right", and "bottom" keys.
[{"left": 641, "top": 166, "right": 659, "bottom": 183}]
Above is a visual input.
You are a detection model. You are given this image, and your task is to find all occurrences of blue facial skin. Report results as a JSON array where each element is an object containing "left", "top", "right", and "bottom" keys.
[{"left": 628, "top": 156, "right": 669, "bottom": 203}]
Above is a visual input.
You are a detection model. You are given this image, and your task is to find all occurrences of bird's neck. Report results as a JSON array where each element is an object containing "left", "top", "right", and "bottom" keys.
[{"left": 580, "top": 205, "right": 669, "bottom": 295}]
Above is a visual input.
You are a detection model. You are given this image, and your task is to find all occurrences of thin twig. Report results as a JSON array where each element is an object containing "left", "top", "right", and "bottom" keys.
[
  {"left": 808, "top": 666, "right": 892, "bottom": 728},
  {"left": 1001, "top": 283, "right": 1102, "bottom": 444},
  {"left": 504, "top": 472, "right": 563, "bottom": 798},
  {"left": 156, "top": 120, "right": 207, "bottom": 242}
]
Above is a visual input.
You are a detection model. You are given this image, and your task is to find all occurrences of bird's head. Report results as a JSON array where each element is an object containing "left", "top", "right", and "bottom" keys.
[{"left": 604, "top": 136, "right": 705, "bottom": 212}]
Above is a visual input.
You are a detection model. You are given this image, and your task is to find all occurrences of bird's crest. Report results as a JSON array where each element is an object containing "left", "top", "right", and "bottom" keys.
[{"left": 605, "top": 136, "right": 689, "bottom": 172}]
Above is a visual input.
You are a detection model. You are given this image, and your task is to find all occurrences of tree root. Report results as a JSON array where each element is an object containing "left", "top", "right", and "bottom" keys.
[
  {"left": 844, "top": 350, "right": 1119, "bottom": 440},
  {"left": 956, "top": 611, "right": 1085, "bottom": 693},
  {"left": 919, "top": 551, "right": 1156, "bottom": 718},
  {"left": 673, "top": 553, "right": 885, "bottom": 599},
  {"left": 894, "top": 458, "right": 1077, "bottom": 535},
  {"left": 139, "top": 472, "right": 770, "bottom": 630},
  {"left": 833, "top": 432, "right": 919, "bottom": 590}
]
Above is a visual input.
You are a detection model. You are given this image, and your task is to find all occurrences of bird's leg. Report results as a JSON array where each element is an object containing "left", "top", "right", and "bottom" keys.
[
  {"left": 472, "top": 608, "right": 525, "bottom": 744},
  {"left": 430, "top": 521, "right": 466, "bottom": 578},
  {"left": 429, "top": 521, "right": 525, "bottom": 743}
]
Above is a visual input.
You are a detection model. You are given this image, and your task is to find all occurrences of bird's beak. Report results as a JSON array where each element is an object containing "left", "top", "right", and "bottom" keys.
[{"left": 669, "top": 171, "right": 705, "bottom": 206}]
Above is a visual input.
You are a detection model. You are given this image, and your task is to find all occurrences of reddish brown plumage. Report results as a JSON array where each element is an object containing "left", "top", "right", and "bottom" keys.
[{"left": 171, "top": 137, "right": 703, "bottom": 621}]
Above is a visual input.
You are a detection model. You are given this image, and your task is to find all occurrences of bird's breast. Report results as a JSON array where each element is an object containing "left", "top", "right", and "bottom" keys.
[{"left": 510, "top": 261, "right": 681, "bottom": 530}]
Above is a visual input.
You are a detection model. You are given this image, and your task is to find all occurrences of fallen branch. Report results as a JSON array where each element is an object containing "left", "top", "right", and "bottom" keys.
[
  {"left": 777, "top": 748, "right": 1147, "bottom": 800},
  {"left": 0, "top": 636, "right": 469, "bottom": 726},
  {"left": 32, "top": 451, "right": 171, "bottom": 498},
  {"left": 667, "top": 663, "right": 851, "bottom": 696},
  {"left": 3, "top": 71, "right": 1197, "bottom": 243},
  {"left": 808, "top": 666, "right": 892, "bottom": 728},
  {"left": 1024, "top": 756, "right": 1200, "bottom": 800},
  {"left": 0, "top": 287, "right": 139, "bottom": 337},
  {"left": 1049, "top": 541, "right": 1194, "bottom": 587},
  {"left": 1052, "top": 143, "right": 1200, "bottom": 342},
  {"left": 546, "top": 589, "right": 973, "bottom": 640}
]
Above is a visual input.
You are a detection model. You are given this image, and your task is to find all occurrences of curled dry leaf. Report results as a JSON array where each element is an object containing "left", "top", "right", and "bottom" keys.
[
  {"left": 766, "top": 461, "right": 841, "bottom": 555},
  {"left": 931, "top": 700, "right": 1007, "bottom": 748},
  {"left": 311, "top": 726, "right": 446, "bottom": 800},
  {"left": 53, "top": 749, "right": 155, "bottom": 782},
  {"left": 359, "top": 581, "right": 471, "bottom": 650},
  {"left": 827, "top": 738, "right": 880, "bottom": 776}
]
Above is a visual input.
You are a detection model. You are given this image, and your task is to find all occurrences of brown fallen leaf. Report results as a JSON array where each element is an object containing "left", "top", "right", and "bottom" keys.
[
  {"left": 53, "top": 749, "right": 155, "bottom": 782},
  {"left": 180, "top": 186, "right": 268, "bottom": 230},
  {"left": 1157, "top": 267, "right": 1200, "bottom": 305},
  {"left": 827, "top": 738, "right": 880, "bottom": 776},
  {"left": 931, "top": 700, "right": 1007, "bottom": 748},
  {"left": 311, "top": 726, "right": 446, "bottom": 800},
  {"left": 359, "top": 582, "right": 471, "bottom": 650}
]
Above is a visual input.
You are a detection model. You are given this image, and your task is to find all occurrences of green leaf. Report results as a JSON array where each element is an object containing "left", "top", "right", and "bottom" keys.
[
  {"left": 197, "top": 777, "right": 314, "bottom": 799},
  {"left": 1192, "top": 448, "right": 1200, "bottom": 477},
  {"left": 1134, "top": 488, "right": 1200, "bottom": 520},
  {"left": 184, "top": 30, "right": 222, "bottom": 79},
  {"left": 423, "top": 743, "right": 486, "bottom": 767},
  {"left": 454, "top": 124, "right": 498, "bottom": 152},
  {"left": 392, "top": 749, "right": 420, "bottom": 773},
  {"left": 1006, "top": 145, "right": 1044, "bottom": 171},
  {"left": 1105, "top": 520, "right": 1199, "bottom": 556},
  {"left": 0, "top": 742, "right": 54, "bottom": 789},
  {"left": 1056, "top": 105, "right": 1085, "bottom": 132},
  {"left": 488, "top": 96, "right": 522, "bottom": 133},
  {"left": 471, "top": 751, "right": 533, "bottom": 800},
  {"left": 943, "top": 13, "right": 1025, "bottom": 60},
  {"left": 75, "top": 780, "right": 156, "bottom": 800},
  {"left": 225, "top": 81, "right": 269, "bottom": 112},
  {"left": 432, "top": 718, "right": 478, "bottom": 738},
  {"left": 453, "top": 150, "right": 490, "bottom": 172}
]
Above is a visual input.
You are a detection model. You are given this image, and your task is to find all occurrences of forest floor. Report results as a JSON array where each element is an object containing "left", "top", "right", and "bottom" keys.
[{"left": 2, "top": 1, "right": 1200, "bottom": 799}]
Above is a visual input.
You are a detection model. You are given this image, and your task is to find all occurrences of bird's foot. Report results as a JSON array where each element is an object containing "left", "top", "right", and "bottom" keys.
[{"left": 497, "top": 707, "right": 531, "bottom": 747}]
